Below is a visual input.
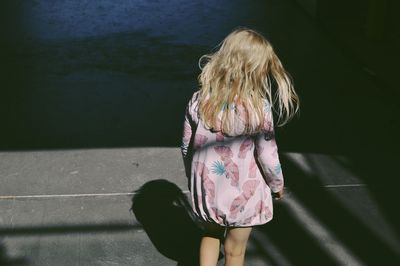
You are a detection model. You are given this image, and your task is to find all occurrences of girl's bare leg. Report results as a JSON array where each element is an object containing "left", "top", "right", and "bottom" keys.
[
  {"left": 223, "top": 227, "right": 252, "bottom": 266},
  {"left": 200, "top": 236, "right": 220, "bottom": 266},
  {"left": 199, "top": 223, "right": 224, "bottom": 266}
]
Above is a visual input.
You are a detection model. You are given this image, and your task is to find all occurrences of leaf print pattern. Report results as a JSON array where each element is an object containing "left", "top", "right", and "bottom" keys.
[
  {"left": 238, "top": 137, "right": 253, "bottom": 159},
  {"left": 242, "top": 180, "right": 260, "bottom": 199},
  {"left": 224, "top": 160, "right": 239, "bottom": 187},
  {"left": 194, "top": 134, "right": 208, "bottom": 149},
  {"left": 203, "top": 176, "right": 215, "bottom": 204},
  {"left": 256, "top": 200, "right": 272, "bottom": 220},
  {"left": 214, "top": 146, "right": 233, "bottom": 159},
  {"left": 242, "top": 199, "right": 272, "bottom": 225},
  {"left": 249, "top": 157, "right": 257, "bottom": 178},
  {"left": 229, "top": 180, "right": 260, "bottom": 219},
  {"left": 194, "top": 162, "right": 215, "bottom": 204},
  {"left": 211, "top": 161, "right": 225, "bottom": 176},
  {"left": 214, "top": 146, "right": 239, "bottom": 187},
  {"left": 229, "top": 194, "right": 247, "bottom": 219}
]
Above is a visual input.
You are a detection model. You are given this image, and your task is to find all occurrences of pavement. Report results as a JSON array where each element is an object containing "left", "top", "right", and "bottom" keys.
[
  {"left": 1, "top": 0, "right": 399, "bottom": 265},
  {"left": 1, "top": 149, "right": 399, "bottom": 265}
]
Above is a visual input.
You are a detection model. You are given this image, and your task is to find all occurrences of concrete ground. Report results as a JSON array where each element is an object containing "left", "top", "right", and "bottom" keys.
[
  {"left": 1, "top": 0, "right": 399, "bottom": 265},
  {"left": 1, "top": 149, "right": 399, "bottom": 265}
]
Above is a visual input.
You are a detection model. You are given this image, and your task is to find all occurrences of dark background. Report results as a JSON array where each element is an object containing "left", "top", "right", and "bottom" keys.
[{"left": 0, "top": 0, "right": 398, "bottom": 152}]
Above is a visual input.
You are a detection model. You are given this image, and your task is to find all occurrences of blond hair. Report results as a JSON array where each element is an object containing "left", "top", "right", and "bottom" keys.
[{"left": 198, "top": 27, "right": 299, "bottom": 136}]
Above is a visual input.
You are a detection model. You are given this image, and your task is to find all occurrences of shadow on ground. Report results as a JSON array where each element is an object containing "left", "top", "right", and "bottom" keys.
[
  {"left": 128, "top": 155, "right": 399, "bottom": 265},
  {"left": 0, "top": 223, "right": 138, "bottom": 236},
  {"left": 131, "top": 179, "right": 203, "bottom": 266},
  {"left": 0, "top": 242, "right": 28, "bottom": 266},
  {"left": 252, "top": 154, "right": 400, "bottom": 265}
]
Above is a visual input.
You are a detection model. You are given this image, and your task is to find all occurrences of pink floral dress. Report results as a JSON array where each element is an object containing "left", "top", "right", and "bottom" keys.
[{"left": 181, "top": 91, "right": 284, "bottom": 227}]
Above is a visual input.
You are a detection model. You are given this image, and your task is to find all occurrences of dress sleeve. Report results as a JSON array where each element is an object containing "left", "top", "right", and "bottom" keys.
[
  {"left": 181, "top": 92, "right": 198, "bottom": 178},
  {"left": 181, "top": 103, "right": 192, "bottom": 159},
  {"left": 254, "top": 103, "right": 284, "bottom": 193}
]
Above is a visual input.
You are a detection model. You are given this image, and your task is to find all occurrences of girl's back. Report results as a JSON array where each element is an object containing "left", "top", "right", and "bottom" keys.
[
  {"left": 181, "top": 27, "right": 299, "bottom": 266},
  {"left": 182, "top": 91, "right": 281, "bottom": 226}
]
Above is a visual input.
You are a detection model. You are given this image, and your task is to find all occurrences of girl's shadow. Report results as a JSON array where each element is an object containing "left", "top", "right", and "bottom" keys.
[{"left": 131, "top": 179, "right": 202, "bottom": 266}]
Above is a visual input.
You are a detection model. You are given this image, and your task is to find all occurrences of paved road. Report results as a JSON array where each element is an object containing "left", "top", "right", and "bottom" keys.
[{"left": 1, "top": 148, "right": 399, "bottom": 265}]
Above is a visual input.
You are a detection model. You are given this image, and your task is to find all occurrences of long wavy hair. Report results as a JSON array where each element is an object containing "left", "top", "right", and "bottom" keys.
[{"left": 198, "top": 27, "right": 299, "bottom": 136}]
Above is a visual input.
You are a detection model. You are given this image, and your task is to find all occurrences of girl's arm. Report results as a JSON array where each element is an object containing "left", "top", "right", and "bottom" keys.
[
  {"left": 181, "top": 107, "right": 192, "bottom": 153},
  {"left": 255, "top": 105, "right": 284, "bottom": 194},
  {"left": 255, "top": 132, "right": 284, "bottom": 193},
  {"left": 181, "top": 100, "right": 194, "bottom": 178}
]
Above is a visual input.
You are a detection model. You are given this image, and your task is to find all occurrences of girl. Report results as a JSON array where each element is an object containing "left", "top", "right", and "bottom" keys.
[{"left": 181, "top": 27, "right": 299, "bottom": 266}]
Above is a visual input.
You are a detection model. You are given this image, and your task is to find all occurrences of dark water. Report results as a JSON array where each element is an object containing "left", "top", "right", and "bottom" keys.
[
  {"left": 0, "top": 0, "right": 397, "bottom": 152},
  {"left": 0, "top": 0, "right": 273, "bottom": 149}
]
